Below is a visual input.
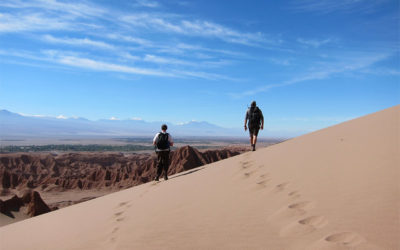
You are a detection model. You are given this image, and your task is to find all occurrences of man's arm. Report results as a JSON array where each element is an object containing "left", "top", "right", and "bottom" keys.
[
  {"left": 261, "top": 118, "right": 264, "bottom": 130},
  {"left": 153, "top": 133, "right": 159, "bottom": 145},
  {"left": 168, "top": 134, "right": 174, "bottom": 147},
  {"left": 260, "top": 111, "right": 264, "bottom": 130},
  {"left": 244, "top": 110, "right": 248, "bottom": 131}
]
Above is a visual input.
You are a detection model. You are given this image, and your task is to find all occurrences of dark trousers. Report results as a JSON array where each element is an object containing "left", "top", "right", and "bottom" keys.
[{"left": 156, "top": 150, "right": 170, "bottom": 178}]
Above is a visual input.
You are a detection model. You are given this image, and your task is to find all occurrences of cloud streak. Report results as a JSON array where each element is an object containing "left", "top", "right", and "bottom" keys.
[
  {"left": 229, "top": 52, "right": 391, "bottom": 98},
  {"left": 290, "top": 0, "right": 388, "bottom": 14},
  {"left": 297, "top": 38, "right": 333, "bottom": 48},
  {"left": 0, "top": 13, "right": 71, "bottom": 32},
  {"left": 120, "top": 13, "right": 273, "bottom": 46},
  {"left": 42, "top": 35, "right": 116, "bottom": 50}
]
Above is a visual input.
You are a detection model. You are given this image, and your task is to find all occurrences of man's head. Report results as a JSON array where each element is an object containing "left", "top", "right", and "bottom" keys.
[
  {"left": 251, "top": 101, "right": 256, "bottom": 107},
  {"left": 161, "top": 124, "right": 168, "bottom": 131}
]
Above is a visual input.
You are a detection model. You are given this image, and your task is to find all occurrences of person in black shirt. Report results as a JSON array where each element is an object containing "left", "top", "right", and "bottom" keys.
[
  {"left": 244, "top": 101, "right": 264, "bottom": 151},
  {"left": 153, "top": 124, "right": 174, "bottom": 181}
]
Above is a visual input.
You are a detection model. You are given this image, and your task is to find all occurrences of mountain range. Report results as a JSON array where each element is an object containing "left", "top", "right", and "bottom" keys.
[{"left": 0, "top": 109, "right": 243, "bottom": 138}]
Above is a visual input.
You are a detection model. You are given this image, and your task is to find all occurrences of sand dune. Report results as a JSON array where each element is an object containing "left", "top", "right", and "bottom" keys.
[{"left": 0, "top": 105, "right": 398, "bottom": 250}]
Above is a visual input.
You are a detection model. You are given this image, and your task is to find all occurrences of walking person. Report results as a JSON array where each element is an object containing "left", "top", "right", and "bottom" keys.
[
  {"left": 153, "top": 124, "right": 174, "bottom": 181},
  {"left": 244, "top": 101, "right": 264, "bottom": 151}
]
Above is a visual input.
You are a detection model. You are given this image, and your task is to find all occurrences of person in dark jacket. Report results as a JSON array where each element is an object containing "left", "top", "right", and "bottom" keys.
[
  {"left": 244, "top": 101, "right": 264, "bottom": 151},
  {"left": 153, "top": 124, "right": 174, "bottom": 181}
]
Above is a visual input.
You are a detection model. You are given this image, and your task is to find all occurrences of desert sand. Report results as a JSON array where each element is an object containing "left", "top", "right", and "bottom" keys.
[
  {"left": 0, "top": 146, "right": 246, "bottom": 228},
  {"left": 0, "top": 105, "right": 398, "bottom": 250}
]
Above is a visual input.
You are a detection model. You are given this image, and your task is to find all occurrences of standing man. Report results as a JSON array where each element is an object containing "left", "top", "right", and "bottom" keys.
[
  {"left": 153, "top": 124, "right": 174, "bottom": 181},
  {"left": 244, "top": 101, "right": 264, "bottom": 151}
]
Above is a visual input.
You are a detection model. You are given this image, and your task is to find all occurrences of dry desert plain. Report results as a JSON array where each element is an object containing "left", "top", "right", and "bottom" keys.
[{"left": 0, "top": 105, "right": 398, "bottom": 250}]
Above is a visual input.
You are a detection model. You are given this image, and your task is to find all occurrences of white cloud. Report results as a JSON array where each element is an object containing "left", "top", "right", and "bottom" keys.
[
  {"left": 110, "top": 117, "right": 119, "bottom": 120},
  {"left": 290, "top": 0, "right": 388, "bottom": 14},
  {"left": 143, "top": 54, "right": 195, "bottom": 66},
  {"left": 229, "top": 52, "right": 390, "bottom": 98},
  {"left": 106, "top": 34, "right": 153, "bottom": 47},
  {"left": 42, "top": 35, "right": 116, "bottom": 50},
  {"left": 130, "top": 117, "right": 143, "bottom": 120},
  {"left": 18, "top": 112, "right": 48, "bottom": 118},
  {"left": 1, "top": 48, "right": 236, "bottom": 80},
  {"left": 175, "top": 43, "right": 247, "bottom": 58},
  {"left": 268, "top": 58, "right": 292, "bottom": 66},
  {"left": 120, "top": 14, "right": 272, "bottom": 46},
  {"left": 0, "top": 0, "right": 108, "bottom": 33},
  {"left": 359, "top": 68, "right": 400, "bottom": 76},
  {"left": 41, "top": 50, "right": 235, "bottom": 80},
  {"left": 56, "top": 115, "right": 68, "bottom": 119},
  {"left": 0, "top": 13, "right": 71, "bottom": 33},
  {"left": 0, "top": 0, "right": 105, "bottom": 18},
  {"left": 297, "top": 38, "right": 332, "bottom": 48},
  {"left": 55, "top": 54, "right": 174, "bottom": 77},
  {"left": 134, "top": 0, "right": 160, "bottom": 8},
  {"left": 119, "top": 52, "right": 141, "bottom": 61}
]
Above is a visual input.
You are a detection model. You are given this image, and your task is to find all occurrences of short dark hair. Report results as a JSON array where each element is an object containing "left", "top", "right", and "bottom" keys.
[
  {"left": 161, "top": 124, "right": 168, "bottom": 131},
  {"left": 251, "top": 101, "right": 256, "bottom": 107}
]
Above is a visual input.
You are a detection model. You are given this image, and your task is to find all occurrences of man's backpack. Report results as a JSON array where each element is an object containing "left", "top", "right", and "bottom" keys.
[
  {"left": 156, "top": 133, "right": 170, "bottom": 150},
  {"left": 249, "top": 107, "right": 262, "bottom": 127}
]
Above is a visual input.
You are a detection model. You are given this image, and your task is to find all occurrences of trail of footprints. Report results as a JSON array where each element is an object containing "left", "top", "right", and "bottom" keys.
[
  {"left": 109, "top": 201, "right": 132, "bottom": 244},
  {"left": 238, "top": 158, "right": 365, "bottom": 248}
]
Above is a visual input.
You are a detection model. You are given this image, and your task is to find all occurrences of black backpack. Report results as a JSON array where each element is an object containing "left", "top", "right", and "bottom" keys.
[
  {"left": 156, "top": 133, "right": 170, "bottom": 150},
  {"left": 249, "top": 107, "right": 262, "bottom": 126}
]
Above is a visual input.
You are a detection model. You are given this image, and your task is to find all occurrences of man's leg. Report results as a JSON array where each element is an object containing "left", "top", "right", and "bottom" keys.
[
  {"left": 252, "top": 128, "right": 260, "bottom": 151},
  {"left": 249, "top": 127, "right": 254, "bottom": 149},
  {"left": 253, "top": 135, "right": 258, "bottom": 151},
  {"left": 162, "top": 151, "right": 170, "bottom": 180},
  {"left": 155, "top": 152, "right": 163, "bottom": 181}
]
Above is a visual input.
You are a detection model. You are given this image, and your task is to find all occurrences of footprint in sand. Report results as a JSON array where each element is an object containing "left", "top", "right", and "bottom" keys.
[
  {"left": 256, "top": 180, "right": 269, "bottom": 186},
  {"left": 288, "top": 191, "right": 301, "bottom": 199},
  {"left": 114, "top": 211, "right": 124, "bottom": 217},
  {"left": 241, "top": 161, "right": 253, "bottom": 169},
  {"left": 307, "top": 232, "right": 366, "bottom": 250},
  {"left": 118, "top": 201, "right": 129, "bottom": 207},
  {"left": 268, "top": 201, "right": 313, "bottom": 222},
  {"left": 288, "top": 201, "right": 314, "bottom": 211},
  {"left": 280, "top": 215, "right": 327, "bottom": 236},
  {"left": 255, "top": 173, "right": 270, "bottom": 186},
  {"left": 243, "top": 171, "right": 255, "bottom": 177},
  {"left": 298, "top": 216, "right": 327, "bottom": 228},
  {"left": 274, "top": 182, "right": 290, "bottom": 192},
  {"left": 259, "top": 173, "right": 269, "bottom": 178},
  {"left": 324, "top": 232, "right": 364, "bottom": 246}
]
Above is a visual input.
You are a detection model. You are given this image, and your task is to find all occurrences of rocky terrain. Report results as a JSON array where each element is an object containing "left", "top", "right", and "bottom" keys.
[
  {"left": 0, "top": 190, "right": 51, "bottom": 217},
  {"left": 0, "top": 146, "right": 245, "bottom": 192},
  {"left": 0, "top": 146, "right": 246, "bottom": 224}
]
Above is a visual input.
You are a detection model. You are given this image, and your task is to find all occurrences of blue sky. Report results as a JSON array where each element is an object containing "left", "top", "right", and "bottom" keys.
[{"left": 0, "top": 0, "right": 399, "bottom": 137}]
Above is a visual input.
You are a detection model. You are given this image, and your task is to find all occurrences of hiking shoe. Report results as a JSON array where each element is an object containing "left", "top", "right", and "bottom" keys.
[
  {"left": 252, "top": 145, "right": 256, "bottom": 151},
  {"left": 164, "top": 175, "right": 168, "bottom": 180},
  {"left": 154, "top": 176, "right": 159, "bottom": 181}
]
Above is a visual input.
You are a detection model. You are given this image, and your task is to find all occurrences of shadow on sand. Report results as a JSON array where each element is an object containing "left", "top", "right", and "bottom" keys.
[{"left": 169, "top": 167, "right": 205, "bottom": 180}]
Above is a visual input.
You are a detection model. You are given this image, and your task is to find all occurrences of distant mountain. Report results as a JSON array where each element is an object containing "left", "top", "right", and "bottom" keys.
[{"left": 0, "top": 109, "right": 242, "bottom": 138}]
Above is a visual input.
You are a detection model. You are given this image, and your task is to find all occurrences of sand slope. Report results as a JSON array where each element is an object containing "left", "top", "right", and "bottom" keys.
[{"left": 0, "top": 105, "right": 398, "bottom": 250}]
